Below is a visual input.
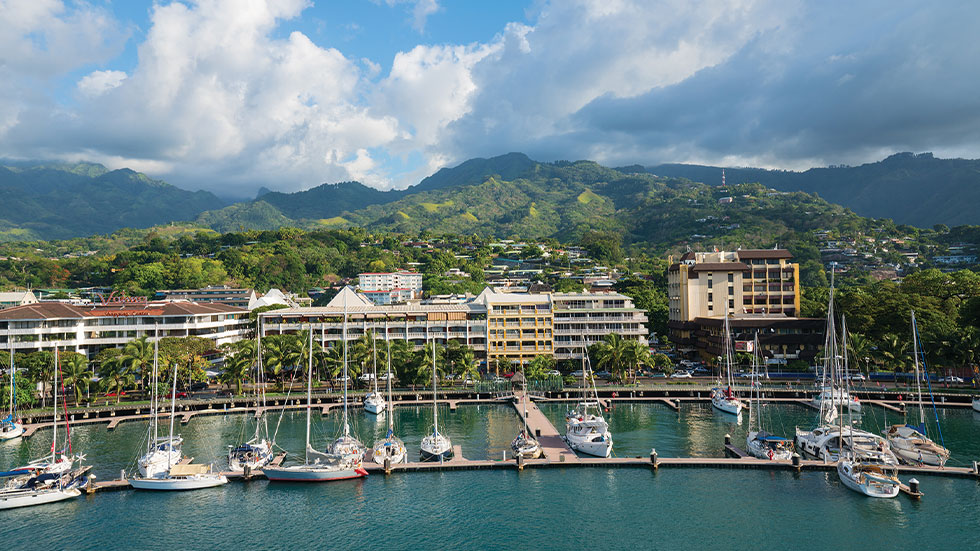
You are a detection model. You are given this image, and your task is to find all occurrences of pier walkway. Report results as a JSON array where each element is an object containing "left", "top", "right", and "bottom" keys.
[{"left": 511, "top": 392, "right": 579, "bottom": 463}]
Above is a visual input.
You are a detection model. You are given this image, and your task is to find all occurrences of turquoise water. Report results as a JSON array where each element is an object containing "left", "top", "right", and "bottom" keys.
[
  {"left": 2, "top": 403, "right": 980, "bottom": 550},
  {"left": 540, "top": 402, "right": 980, "bottom": 466},
  {"left": 0, "top": 404, "right": 524, "bottom": 480},
  {"left": 1, "top": 469, "right": 978, "bottom": 550}
]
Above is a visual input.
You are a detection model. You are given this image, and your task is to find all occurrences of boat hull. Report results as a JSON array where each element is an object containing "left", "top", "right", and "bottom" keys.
[
  {"left": 372, "top": 439, "right": 408, "bottom": 465},
  {"left": 129, "top": 475, "right": 229, "bottom": 491},
  {"left": 419, "top": 448, "right": 454, "bottom": 462},
  {"left": 0, "top": 423, "right": 24, "bottom": 441},
  {"left": 746, "top": 433, "right": 794, "bottom": 461},
  {"left": 263, "top": 466, "right": 367, "bottom": 482},
  {"left": 837, "top": 461, "right": 900, "bottom": 498},
  {"left": 711, "top": 398, "right": 743, "bottom": 416},
  {"left": 0, "top": 487, "right": 80, "bottom": 510},
  {"left": 973, "top": 398, "right": 980, "bottom": 413}
]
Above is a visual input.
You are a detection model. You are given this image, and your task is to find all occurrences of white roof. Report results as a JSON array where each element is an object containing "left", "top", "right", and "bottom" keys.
[{"left": 0, "top": 291, "right": 36, "bottom": 303}]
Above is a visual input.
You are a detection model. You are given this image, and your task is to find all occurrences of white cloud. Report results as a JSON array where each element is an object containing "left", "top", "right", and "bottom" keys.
[
  {"left": 77, "top": 70, "right": 128, "bottom": 97},
  {"left": 1, "top": 0, "right": 979, "bottom": 198},
  {"left": 380, "top": 0, "right": 440, "bottom": 32}
]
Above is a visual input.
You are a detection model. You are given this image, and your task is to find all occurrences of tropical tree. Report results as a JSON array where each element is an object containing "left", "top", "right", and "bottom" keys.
[
  {"left": 263, "top": 334, "right": 302, "bottom": 384},
  {"left": 593, "top": 333, "right": 630, "bottom": 382},
  {"left": 388, "top": 340, "right": 418, "bottom": 388},
  {"left": 100, "top": 367, "right": 134, "bottom": 404},
  {"left": 525, "top": 355, "right": 556, "bottom": 381},
  {"left": 60, "top": 352, "right": 92, "bottom": 404},
  {"left": 121, "top": 335, "right": 154, "bottom": 390},
  {"left": 221, "top": 350, "right": 252, "bottom": 395},
  {"left": 877, "top": 333, "right": 911, "bottom": 373},
  {"left": 622, "top": 340, "right": 653, "bottom": 383},
  {"left": 846, "top": 332, "right": 875, "bottom": 375}
]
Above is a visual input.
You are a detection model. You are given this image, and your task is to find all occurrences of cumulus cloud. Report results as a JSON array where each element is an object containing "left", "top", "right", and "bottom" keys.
[
  {"left": 77, "top": 70, "right": 128, "bottom": 97},
  {"left": 0, "top": 0, "right": 978, "bottom": 196}
]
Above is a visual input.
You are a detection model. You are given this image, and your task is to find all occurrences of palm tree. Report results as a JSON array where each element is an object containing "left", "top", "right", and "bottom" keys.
[
  {"left": 388, "top": 340, "right": 417, "bottom": 388},
  {"left": 622, "top": 340, "right": 652, "bottom": 384},
  {"left": 221, "top": 351, "right": 252, "bottom": 395},
  {"left": 846, "top": 332, "right": 875, "bottom": 375},
  {"left": 877, "top": 333, "right": 911, "bottom": 373},
  {"left": 100, "top": 368, "right": 134, "bottom": 404},
  {"left": 121, "top": 335, "right": 154, "bottom": 391},
  {"left": 263, "top": 334, "right": 302, "bottom": 386},
  {"left": 593, "top": 333, "right": 630, "bottom": 382},
  {"left": 525, "top": 355, "right": 555, "bottom": 381},
  {"left": 322, "top": 343, "right": 345, "bottom": 390},
  {"left": 61, "top": 353, "right": 92, "bottom": 404}
]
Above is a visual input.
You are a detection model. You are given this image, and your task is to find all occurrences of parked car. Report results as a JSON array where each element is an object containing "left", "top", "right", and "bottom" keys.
[
  {"left": 940, "top": 376, "right": 964, "bottom": 383},
  {"left": 175, "top": 391, "right": 188, "bottom": 399},
  {"left": 190, "top": 381, "right": 209, "bottom": 391},
  {"left": 545, "top": 369, "right": 561, "bottom": 377},
  {"left": 595, "top": 370, "right": 612, "bottom": 379},
  {"left": 103, "top": 391, "right": 126, "bottom": 398},
  {"left": 848, "top": 373, "right": 866, "bottom": 382},
  {"left": 670, "top": 371, "right": 693, "bottom": 379},
  {"left": 358, "top": 373, "right": 375, "bottom": 382},
  {"left": 692, "top": 367, "right": 711, "bottom": 375},
  {"left": 569, "top": 370, "right": 587, "bottom": 378},
  {"left": 491, "top": 376, "right": 507, "bottom": 383}
]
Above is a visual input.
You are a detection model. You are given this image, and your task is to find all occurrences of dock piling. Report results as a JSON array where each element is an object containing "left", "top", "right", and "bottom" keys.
[
  {"left": 384, "top": 457, "right": 391, "bottom": 475},
  {"left": 792, "top": 453, "right": 802, "bottom": 472},
  {"left": 86, "top": 474, "right": 96, "bottom": 495},
  {"left": 517, "top": 454, "right": 525, "bottom": 471},
  {"left": 724, "top": 434, "right": 731, "bottom": 446},
  {"left": 650, "top": 448, "right": 659, "bottom": 469}
]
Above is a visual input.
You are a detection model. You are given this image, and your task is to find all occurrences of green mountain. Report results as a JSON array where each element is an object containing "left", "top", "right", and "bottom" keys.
[
  {"left": 0, "top": 162, "right": 225, "bottom": 241},
  {"left": 195, "top": 154, "right": 870, "bottom": 258},
  {"left": 645, "top": 152, "right": 980, "bottom": 227}
]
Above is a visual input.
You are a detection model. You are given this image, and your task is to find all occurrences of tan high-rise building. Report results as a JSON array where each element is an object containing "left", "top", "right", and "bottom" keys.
[{"left": 668, "top": 250, "right": 819, "bottom": 364}]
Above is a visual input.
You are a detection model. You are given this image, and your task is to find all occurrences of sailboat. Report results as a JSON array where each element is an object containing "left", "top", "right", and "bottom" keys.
[
  {"left": 1, "top": 341, "right": 24, "bottom": 440},
  {"left": 0, "top": 349, "right": 89, "bottom": 509},
  {"left": 263, "top": 327, "right": 368, "bottom": 482},
  {"left": 329, "top": 301, "right": 367, "bottom": 457},
  {"left": 130, "top": 345, "right": 227, "bottom": 491},
  {"left": 811, "top": 272, "right": 861, "bottom": 414},
  {"left": 372, "top": 321, "right": 406, "bottom": 465},
  {"left": 796, "top": 288, "right": 897, "bottom": 466},
  {"left": 420, "top": 339, "right": 453, "bottom": 462},
  {"left": 883, "top": 311, "right": 950, "bottom": 467},
  {"left": 710, "top": 315, "right": 743, "bottom": 416},
  {"left": 746, "top": 334, "right": 793, "bottom": 460},
  {"left": 228, "top": 318, "right": 274, "bottom": 471},
  {"left": 363, "top": 330, "right": 386, "bottom": 415},
  {"left": 565, "top": 347, "right": 613, "bottom": 458},
  {"left": 837, "top": 340, "right": 901, "bottom": 498},
  {"left": 511, "top": 366, "right": 542, "bottom": 459},
  {"left": 136, "top": 329, "right": 183, "bottom": 478}
]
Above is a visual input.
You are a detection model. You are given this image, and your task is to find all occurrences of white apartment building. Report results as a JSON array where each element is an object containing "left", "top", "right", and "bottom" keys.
[
  {"left": 358, "top": 272, "right": 423, "bottom": 293},
  {"left": 0, "top": 300, "right": 249, "bottom": 357},
  {"left": 261, "top": 286, "right": 649, "bottom": 369}
]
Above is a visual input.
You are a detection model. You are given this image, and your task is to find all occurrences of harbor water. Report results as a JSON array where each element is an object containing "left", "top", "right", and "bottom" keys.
[{"left": 2, "top": 403, "right": 979, "bottom": 550}]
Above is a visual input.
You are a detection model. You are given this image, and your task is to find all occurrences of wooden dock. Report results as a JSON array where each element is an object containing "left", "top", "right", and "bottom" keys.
[{"left": 511, "top": 392, "right": 579, "bottom": 464}]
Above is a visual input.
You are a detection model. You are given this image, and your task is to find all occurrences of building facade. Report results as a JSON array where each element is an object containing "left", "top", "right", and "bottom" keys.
[
  {"left": 155, "top": 285, "right": 257, "bottom": 309},
  {"left": 357, "top": 271, "right": 423, "bottom": 301},
  {"left": 259, "top": 286, "right": 648, "bottom": 370},
  {"left": 667, "top": 249, "right": 815, "bottom": 363},
  {"left": 0, "top": 300, "right": 249, "bottom": 357},
  {"left": 0, "top": 291, "right": 38, "bottom": 310}
]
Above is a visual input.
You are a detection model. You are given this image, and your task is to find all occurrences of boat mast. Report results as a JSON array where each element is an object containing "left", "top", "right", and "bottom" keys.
[
  {"left": 432, "top": 339, "right": 439, "bottom": 436},
  {"left": 305, "top": 325, "right": 313, "bottom": 465},
  {"left": 256, "top": 316, "right": 266, "bottom": 441},
  {"left": 342, "top": 295, "right": 350, "bottom": 437},
  {"left": 839, "top": 315, "right": 853, "bottom": 460},
  {"left": 911, "top": 310, "right": 925, "bottom": 427},
  {"left": 167, "top": 358, "right": 178, "bottom": 471},
  {"left": 152, "top": 326, "right": 159, "bottom": 453},
  {"left": 372, "top": 329, "right": 379, "bottom": 395},
  {"left": 8, "top": 335, "right": 14, "bottom": 420},
  {"left": 386, "top": 319, "right": 394, "bottom": 434},
  {"left": 51, "top": 348, "right": 58, "bottom": 464}
]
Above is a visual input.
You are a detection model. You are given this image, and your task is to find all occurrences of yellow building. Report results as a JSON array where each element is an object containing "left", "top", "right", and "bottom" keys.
[{"left": 477, "top": 288, "right": 553, "bottom": 369}]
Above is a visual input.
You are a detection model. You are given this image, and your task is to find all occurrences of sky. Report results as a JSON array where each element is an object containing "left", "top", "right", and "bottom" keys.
[{"left": 1, "top": 0, "right": 979, "bottom": 198}]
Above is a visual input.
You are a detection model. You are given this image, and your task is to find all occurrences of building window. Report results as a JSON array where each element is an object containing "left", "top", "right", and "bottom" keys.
[
  {"left": 729, "top": 299, "right": 735, "bottom": 310},
  {"left": 707, "top": 279, "right": 713, "bottom": 289},
  {"left": 728, "top": 286, "right": 734, "bottom": 296},
  {"left": 707, "top": 293, "right": 713, "bottom": 302},
  {"left": 727, "top": 272, "right": 734, "bottom": 282}
]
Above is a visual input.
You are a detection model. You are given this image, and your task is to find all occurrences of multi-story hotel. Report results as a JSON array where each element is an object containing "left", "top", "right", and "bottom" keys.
[
  {"left": 260, "top": 286, "right": 648, "bottom": 371},
  {"left": 0, "top": 299, "right": 249, "bottom": 357},
  {"left": 667, "top": 249, "right": 821, "bottom": 364},
  {"left": 357, "top": 271, "right": 423, "bottom": 304}
]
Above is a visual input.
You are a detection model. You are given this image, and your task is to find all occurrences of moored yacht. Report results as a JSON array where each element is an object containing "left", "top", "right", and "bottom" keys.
[
  {"left": 565, "top": 350, "right": 612, "bottom": 458},
  {"left": 420, "top": 339, "right": 453, "bottom": 462},
  {"left": 1, "top": 344, "right": 24, "bottom": 441},
  {"left": 363, "top": 331, "right": 386, "bottom": 415},
  {"left": 711, "top": 315, "right": 743, "bottom": 417},
  {"left": 372, "top": 323, "right": 406, "bottom": 465}
]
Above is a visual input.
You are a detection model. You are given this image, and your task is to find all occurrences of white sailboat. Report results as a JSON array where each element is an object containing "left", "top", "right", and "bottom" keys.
[
  {"left": 511, "top": 367, "right": 542, "bottom": 459},
  {"left": 363, "top": 330, "right": 386, "bottom": 415},
  {"left": 329, "top": 301, "right": 367, "bottom": 457},
  {"left": 263, "top": 327, "right": 368, "bottom": 482},
  {"left": 837, "top": 343, "right": 900, "bottom": 498},
  {"left": 130, "top": 345, "right": 227, "bottom": 491},
  {"left": 0, "top": 349, "right": 88, "bottom": 509},
  {"left": 746, "top": 335, "right": 793, "bottom": 460},
  {"left": 228, "top": 318, "right": 274, "bottom": 471},
  {"left": 711, "top": 315, "right": 743, "bottom": 416},
  {"left": 811, "top": 272, "right": 861, "bottom": 414},
  {"left": 565, "top": 348, "right": 613, "bottom": 458},
  {"left": 372, "top": 321, "right": 406, "bottom": 465},
  {"left": 884, "top": 310, "right": 949, "bottom": 467},
  {"left": 136, "top": 329, "right": 182, "bottom": 479},
  {"left": 1, "top": 341, "right": 24, "bottom": 440},
  {"left": 420, "top": 339, "right": 453, "bottom": 462}
]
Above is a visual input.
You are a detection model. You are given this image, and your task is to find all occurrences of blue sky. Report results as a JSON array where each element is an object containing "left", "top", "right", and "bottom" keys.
[{"left": 1, "top": 1, "right": 978, "bottom": 197}]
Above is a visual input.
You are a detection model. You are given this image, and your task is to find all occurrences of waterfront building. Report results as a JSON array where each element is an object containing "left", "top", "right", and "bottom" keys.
[
  {"left": 259, "top": 286, "right": 648, "bottom": 370},
  {"left": 155, "top": 285, "right": 257, "bottom": 309},
  {"left": 0, "top": 299, "right": 249, "bottom": 357},
  {"left": 667, "top": 249, "right": 818, "bottom": 363}
]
